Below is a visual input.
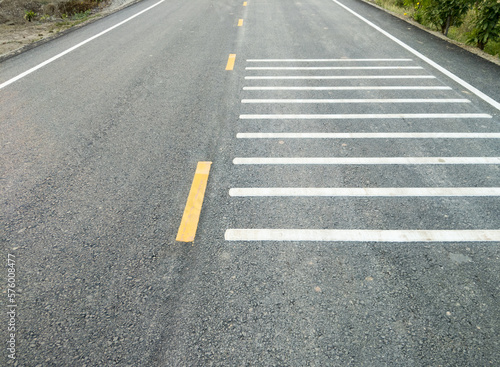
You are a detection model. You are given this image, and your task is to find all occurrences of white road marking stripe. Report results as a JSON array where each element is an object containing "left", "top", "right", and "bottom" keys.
[
  {"left": 0, "top": 0, "right": 166, "bottom": 90},
  {"left": 233, "top": 157, "right": 500, "bottom": 165},
  {"left": 241, "top": 99, "right": 470, "bottom": 104},
  {"left": 243, "top": 86, "right": 452, "bottom": 90},
  {"left": 245, "top": 75, "right": 435, "bottom": 80},
  {"left": 331, "top": 0, "right": 500, "bottom": 111},
  {"left": 236, "top": 132, "right": 500, "bottom": 139},
  {"left": 239, "top": 113, "right": 491, "bottom": 119},
  {"left": 246, "top": 59, "right": 414, "bottom": 62},
  {"left": 225, "top": 229, "right": 500, "bottom": 242},
  {"left": 229, "top": 187, "right": 500, "bottom": 197},
  {"left": 245, "top": 66, "right": 423, "bottom": 70}
]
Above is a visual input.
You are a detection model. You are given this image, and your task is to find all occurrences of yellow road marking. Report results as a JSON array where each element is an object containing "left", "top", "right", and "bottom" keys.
[
  {"left": 226, "top": 54, "right": 236, "bottom": 70},
  {"left": 238, "top": 19, "right": 244, "bottom": 26},
  {"left": 176, "top": 161, "right": 212, "bottom": 242},
  {"left": 243, "top": 1, "right": 247, "bottom": 6}
]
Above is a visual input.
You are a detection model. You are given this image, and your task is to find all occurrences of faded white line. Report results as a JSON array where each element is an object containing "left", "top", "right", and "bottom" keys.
[
  {"left": 243, "top": 86, "right": 452, "bottom": 90},
  {"left": 245, "top": 66, "right": 422, "bottom": 70},
  {"left": 0, "top": 0, "right": 166, "bottom": 90},
  {"left": 236, "top": 132, "right": 500, "bottom": 139},
  {"left": 331, "top": 0, "right": 500, "bottom": 111},
  {"left": 246, "top": 59, "right": 413, "bottom": 62},
  {"left": 241, "top": 99, "right": 470, "bottom": 104},
  {"left": 225, "top": 229, "right": 500, "bottom": 242},
  {"left": 233, "top": 157, "right": 500, "bottom": 165},
  {"left": 229, "top": 187, "right": 500, "bottom": 197},
  {"left": 239, "top": 113, "right": 491, "bottom": 119},
  {"left": 245, "top": 75, "right": 435, "bottom": 80}
]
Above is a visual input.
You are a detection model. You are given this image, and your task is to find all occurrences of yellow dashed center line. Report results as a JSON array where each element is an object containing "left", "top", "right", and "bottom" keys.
[
  {"left": 243, "top": 1, "right": 247, "bottom": 6},
  {"left": 176, "top": 161, "right": 212, "bottom": 242},
  {"left": 238, "top": 19, "right": 244, "bottom": 27},
  {"left": 226, "top": 54, "right": 236, "bottom": 70}
]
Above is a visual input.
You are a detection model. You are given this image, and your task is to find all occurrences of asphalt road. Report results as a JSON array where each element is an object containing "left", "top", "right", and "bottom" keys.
[{"left": 1, "top": 0, "right": 500, "bottom": 365}]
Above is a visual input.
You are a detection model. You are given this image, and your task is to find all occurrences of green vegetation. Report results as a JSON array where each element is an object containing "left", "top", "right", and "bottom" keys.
[
  {"left": 24, "top": 10, "right": 37, "bottom": 22},
  {"left": 467, "top": 0, "right": 500, "bottom": 50},
  {"left": 373, "top": 0, "right": 500, "bottom": 58},
  {"left": 1, "top": 0, "right": 106, "bottom": 26}
]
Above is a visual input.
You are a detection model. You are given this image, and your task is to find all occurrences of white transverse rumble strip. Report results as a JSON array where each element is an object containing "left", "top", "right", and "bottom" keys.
[
  {"left": 236, "top": 133, "right": 500, "bottom": 139},
  {"left": 243, "top": 86, "right": 452, "bottom": 91},
  {"left": 245, "top": 66, "right": 423, "bottom": 70},
  {"left": 229, "top": 56, "right": 500, "bottom": 243},
  {"left": 245, "top": 75, "right": 436, "bottom": 80},
  {"left": 224, "top": 230, "right": 500, "bottom": 242},
  {"left": 241, "top": 99, "right": 470, "bottom": 104},
  {"left": 246, "top": 59, "right": 414, "bottom": 62},
  {"left": 229, "top": 187, "right": 500, "bottom": 197},
  {"left": 239, "top": 114, "right": 491, "bottom": 119},
  {"left": 233, "top": 157, "right": 500, "bottom": 165}
]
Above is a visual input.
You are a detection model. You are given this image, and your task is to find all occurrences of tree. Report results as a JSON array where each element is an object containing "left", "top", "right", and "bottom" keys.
[
  {"left": 467, "top": 0, "right": 500, "bottom": 50},
  {"left": 419, "top": 0, "right": 474, "bottom": 36}
]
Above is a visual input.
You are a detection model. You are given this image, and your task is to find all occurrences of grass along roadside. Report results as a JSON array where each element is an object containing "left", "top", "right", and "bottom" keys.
[{"left": 366, "top": 0, "right": 500, "bottom": 62}]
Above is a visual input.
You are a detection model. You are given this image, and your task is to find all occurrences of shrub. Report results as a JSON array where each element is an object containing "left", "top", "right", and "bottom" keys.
[
  {"left": 24, "top": 10, "right": 37, "bottom": 22},
  {"left": 467, "top": 0, "right": 500, "bottom": 50},
  {"left": 419, "top": 0, "right": 474, "bottom": 36}
]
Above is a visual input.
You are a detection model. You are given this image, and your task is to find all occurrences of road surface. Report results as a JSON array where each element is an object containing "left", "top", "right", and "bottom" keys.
[{"left": 1, "top": 0, "right": 500, "bottom": 365}]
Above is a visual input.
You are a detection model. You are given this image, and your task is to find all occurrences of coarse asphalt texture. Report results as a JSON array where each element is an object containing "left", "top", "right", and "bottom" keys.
[{"left": 1, "top": 0, "right": 499, "bottom": 365}]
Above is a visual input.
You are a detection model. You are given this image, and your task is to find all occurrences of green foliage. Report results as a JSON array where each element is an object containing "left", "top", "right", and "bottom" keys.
[
  {"left": 72, "top": 10, "right": 92, "bottom": 20},
  {"left": 419, "top": 0, "right": 474, "bottom": 36},
  {"left": 467, "top": 0, "right": 500, "bottom": 50},
  {"left": 24, "top": 10, "right": 37, "bottom": 22}
]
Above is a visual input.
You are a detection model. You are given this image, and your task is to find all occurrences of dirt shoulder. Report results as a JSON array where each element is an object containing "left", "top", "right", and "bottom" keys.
[{"left": 0, "top": 0, "right": 140, "bottom": 60}]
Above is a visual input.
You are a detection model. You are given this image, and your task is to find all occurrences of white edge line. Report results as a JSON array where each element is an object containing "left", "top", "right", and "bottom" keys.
[
  {"left": 225, "top": 229, "right": 500, "bottom": 242},
  {"left": 229, "top": 187, "right": 500, "bottom": 196},
  {"left": 236, "top": 132, "right": 500, "bottom": 138},
  {"left": 0, "top": 0, "right": 166, "bottom": 90},
  {"left": 330, "top": 0, "right": 500, "bottom": 111}
]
